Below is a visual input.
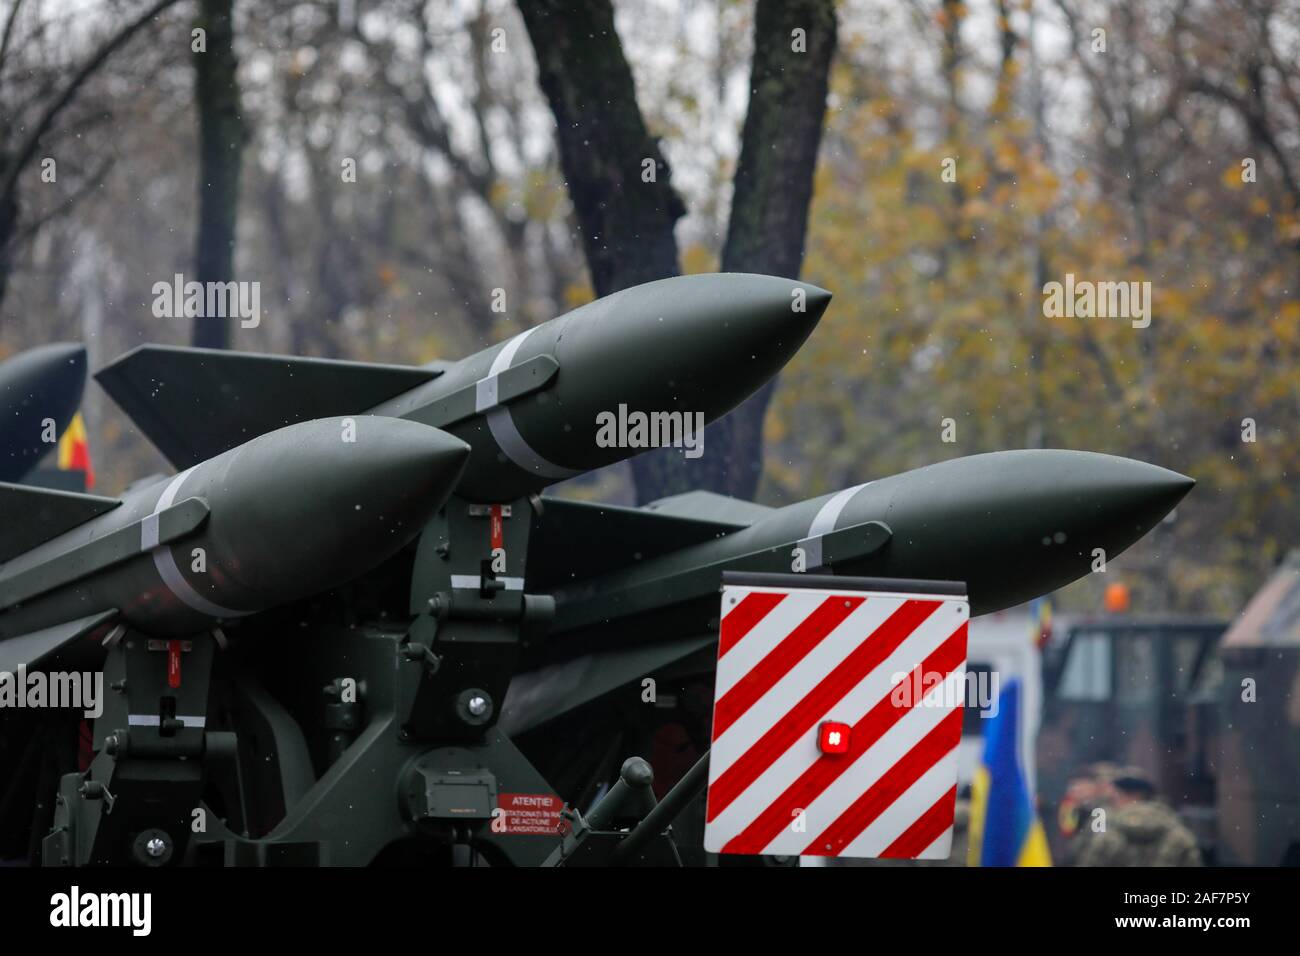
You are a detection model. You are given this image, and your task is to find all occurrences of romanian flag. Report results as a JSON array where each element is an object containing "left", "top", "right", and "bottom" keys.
[
  {"left": 57, "top": 411, "right": 94, "bottom": 490},
  {"left": 1029, "top": 596, "right": 1053, "bottom": 648},
  {"left": 967, "top": 678, "right": 1051, "bottom": 866}
]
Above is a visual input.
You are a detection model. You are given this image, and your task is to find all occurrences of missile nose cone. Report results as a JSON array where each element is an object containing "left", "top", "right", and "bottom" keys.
[
  {"left": 1120, "top": 462, "right": 1195, "bottom": 513},
  {"left": 0, "top": 343, "right": 89, "bottom": 482},
  {"left": 732, "top": 275, "right": 832, "bottom": 355},
  {"left": 298, "top": 417, "right": 471, "bottom": 527},
  {"left": 367, "top": 421, "right": 472, "bottom": 512},
  {"left": 0, "top": 342, "right": 87, "bottom": 401},
  {"left": 201, "top": 417, "right": 469, "bottom": 606},
  {"left": 1056, "top": 454, "right": 1194, "bottom": 529},
  {"left": 45, "top": 342, "right": 87, "bottom": 373},
  {"left": 799, "top": 281, "right": 833, "bottom": 319},
  {"left": 848, "top": 450, "right": 1195, "bottom": 615},
  {"left": 700, "top": 272, "right": 831, "bottom": 347}
]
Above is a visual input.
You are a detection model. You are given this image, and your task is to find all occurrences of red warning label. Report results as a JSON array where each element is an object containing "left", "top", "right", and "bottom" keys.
[
  {"left": 495, "top": 792, "right": 568, "bottom": 836},
  {"left": 489, "top": 504, "right": 505, "bottom": 551}
]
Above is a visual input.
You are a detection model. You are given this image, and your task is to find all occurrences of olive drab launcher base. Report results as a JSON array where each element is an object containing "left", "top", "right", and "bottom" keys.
[{"left": 704, "top": 573, "right": 969, "bottom": 860}]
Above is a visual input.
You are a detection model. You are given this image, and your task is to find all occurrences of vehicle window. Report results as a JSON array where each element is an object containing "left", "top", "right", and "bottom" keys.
[
  {"left": 1115, "top": 634, "right": 1157, "bottom": 705},
  {"left": 1057, "top": 632, "right": 1111, "bottom": 701},
  {"left": 1171, "top": 634, "right": 1205, "bottom": 696}
]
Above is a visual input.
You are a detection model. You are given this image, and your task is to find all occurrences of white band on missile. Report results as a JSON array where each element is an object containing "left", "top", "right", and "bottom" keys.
[
  {"left": 128, "top": 714, "right": 206, "bottom": 728},
  {"left": 450, "top": 574, "right": 524, "bottom": 591},
  {"left": 797, "top": 482, "right": 871, "bottom": 569},
  {"left": 145, "top": 469, "right": 250, "bottom": 620},
  {"left": 480, "top": 328, "right": 579, "bottom": 480}
]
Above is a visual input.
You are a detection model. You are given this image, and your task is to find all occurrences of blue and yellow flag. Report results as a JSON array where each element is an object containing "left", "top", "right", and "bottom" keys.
[{"left": 967, "top": 678, "right": 1051, "bottom": 866}]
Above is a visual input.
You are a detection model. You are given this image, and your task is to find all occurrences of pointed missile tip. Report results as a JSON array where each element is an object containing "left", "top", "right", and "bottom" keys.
[
  {"left": 378, "top": 421, "right": 472, "bottom": 499},
  {"left": 1163, "top": 469, "right": 1195, "bottom": 506},
  {"left": 798, "top": 281, "right": 833, "bottom": 320},
  {"left": 1132, "top": 460, "right": 1194, "bottom": 498},
  {"left": 1100, "top": 458, "right": 1195, "bottom": 530},
  {"left": 804, "top": 282, "right": 833, "bottom": 305}
]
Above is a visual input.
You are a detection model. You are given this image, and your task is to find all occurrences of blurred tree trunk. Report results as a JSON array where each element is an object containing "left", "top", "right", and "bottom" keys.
[
  {"left": 518, "top": 0, "right": 836, "bottom": 503},
  {"left": 191, "top": 0, "right": 246, "bottom": 349},
  {"left": 515, "top": 0, "right": 684, "bottom": 300},
  {"left": 688, "top": 0, "right": 837, "bottom": 500}
]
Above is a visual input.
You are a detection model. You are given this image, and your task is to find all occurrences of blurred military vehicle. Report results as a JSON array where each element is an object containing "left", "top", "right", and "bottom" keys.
[
  {"left": 0, "top": 274, "right": 1194, "bottom": 867},
  {"left": 1037, "top": 557, "right": 1300, "bottom": 866},
  {"left": 1038, "top": 614, "right": 1225, "bottom": 860},
  {"left": 1216, "top": 549, "right": 1300, "bottom": 866}
]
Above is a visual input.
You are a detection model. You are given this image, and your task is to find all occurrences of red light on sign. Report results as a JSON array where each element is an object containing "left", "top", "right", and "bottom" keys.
[{"left": 818, "top": 721, "right": 850, "bottom": 755}]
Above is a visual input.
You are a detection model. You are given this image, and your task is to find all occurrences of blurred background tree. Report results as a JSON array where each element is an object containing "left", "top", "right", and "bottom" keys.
[{"left": 0, "top": 0, "right": 1295, "bottom": 617}]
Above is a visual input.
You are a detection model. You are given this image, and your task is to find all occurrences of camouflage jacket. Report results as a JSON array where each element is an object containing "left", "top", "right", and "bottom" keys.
[{"left": 1077, "top": 801, "right": 1203, "bottom": 867}]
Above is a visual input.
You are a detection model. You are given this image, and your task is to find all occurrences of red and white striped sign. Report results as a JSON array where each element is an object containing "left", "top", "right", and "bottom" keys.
[{"left": 704, "top": 578, "right": 969, "bottom": 859}]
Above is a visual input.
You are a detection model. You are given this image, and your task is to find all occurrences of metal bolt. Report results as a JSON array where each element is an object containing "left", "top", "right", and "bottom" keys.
[{"left": 467, "top": 695, "right": 489, "bottom": 717}]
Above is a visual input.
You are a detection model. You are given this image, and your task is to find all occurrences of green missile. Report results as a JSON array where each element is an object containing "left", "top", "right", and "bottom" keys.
[
  {"left": 0, "top": 343, "right": 86, "bottom": 482},
  {"left": 96, "top": 273, "right": 831, "bottom": 502},
  {"left": 0, "top": 417, "right": 469, "bottom": 656},
  {"left": 374, "top": 272, "right": 830, "bottom": 500},
  {"left": 543, "top": 449, "right": 1194, "bottom": 644}
]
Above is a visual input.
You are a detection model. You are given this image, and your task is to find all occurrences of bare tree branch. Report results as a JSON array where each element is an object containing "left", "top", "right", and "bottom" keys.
[{"left": 0, "top": 0, "right": 183, "bottom": 211}]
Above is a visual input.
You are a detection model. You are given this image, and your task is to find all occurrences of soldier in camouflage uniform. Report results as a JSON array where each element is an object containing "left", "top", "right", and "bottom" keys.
[
  {"left": 1076, "top": 769, "right": 1202, "bottom": 867},
  {"left": 1058, "top": 762, "right": 1117, "bottom": 865}
]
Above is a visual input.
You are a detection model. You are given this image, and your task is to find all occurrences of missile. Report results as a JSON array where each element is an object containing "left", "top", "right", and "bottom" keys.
[
  {"left": 96, "top": 273, "right": 831, "bottom": 501},
  {"left": 543, "top": 450, "right": 1195, "bottom": 646},
  {"left": 0, "top": 343, "right": 86, "bottom": 482},
  {"left": 0, "top": 417, "right": 469, "bottom": 665}
]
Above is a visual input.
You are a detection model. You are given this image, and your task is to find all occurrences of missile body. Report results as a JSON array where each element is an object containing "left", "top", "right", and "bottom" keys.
[
  {"left": 0, "top": 343, "right": 86, "bottom": 482},
  {"left": 548, "top": 450, "right": 1194, "bottom": 644},
  {"left": 0, "top": 417, "right": 469, "bottom": 642},
  {"left": 370, "top": 273, "right": 830, "bottom": 501},
  {"left": 98, "top": 274, "right": 830, "bottom": 504}
]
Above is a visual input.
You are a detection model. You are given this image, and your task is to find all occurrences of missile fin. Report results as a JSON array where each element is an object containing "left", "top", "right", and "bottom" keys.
[
  {"left": 96, "top": 345, "right": 442, "bottom": 467},
  {"left": 0, "top": 608, "right": 118, "bottom": 673},
  {"left": 527, "top": 496, "right": 749, "bottom": 590},
  {"left": 0, "top": 482, "right": 121, "bottom": 562}
]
